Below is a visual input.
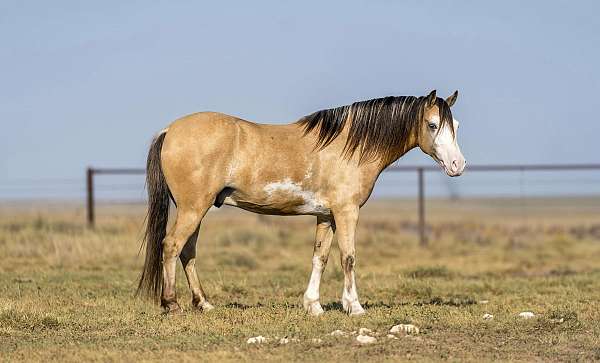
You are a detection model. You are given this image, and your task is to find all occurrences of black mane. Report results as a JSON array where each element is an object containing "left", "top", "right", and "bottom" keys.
[{"left": 298, "top": 95, "right": 454, "bottom": 163}]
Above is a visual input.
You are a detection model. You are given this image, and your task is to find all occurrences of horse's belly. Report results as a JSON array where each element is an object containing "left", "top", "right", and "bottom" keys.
[{"left": 222, "top": 182, "right": 331, "bottom": 216}]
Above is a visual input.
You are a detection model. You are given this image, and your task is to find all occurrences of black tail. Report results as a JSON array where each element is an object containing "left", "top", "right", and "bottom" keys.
[{"left": 136, "top": 131, "right": 170, "bottom": 300}]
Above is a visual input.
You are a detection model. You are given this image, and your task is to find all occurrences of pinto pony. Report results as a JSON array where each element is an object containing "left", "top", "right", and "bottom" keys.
[{"left": 137, "top": 90, "right": 466, "bottom": 315}]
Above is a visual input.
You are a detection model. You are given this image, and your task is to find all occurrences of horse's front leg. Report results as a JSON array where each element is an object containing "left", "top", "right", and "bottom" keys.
[
  {"left": 303, "top": 216, "right": 335, "bottom": 316},
  {"left": 333, "top": 205, "right": 365, "bottom": 315}
]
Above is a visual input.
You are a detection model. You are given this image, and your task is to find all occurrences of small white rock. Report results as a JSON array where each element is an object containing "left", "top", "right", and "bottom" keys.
[
  {"left": 390, "top": 324, "right": 420, "bottom": 335},
  {"left": 358, "top": 327, "right": 373, "bottom": 336},
  {"left": 356, "top": 334, "right": 377, "bottom": 344},
  {"left": 278, "top": 337, "right": 289, "bottom": 345},
  {"left": 483, "top": 313, "right": 494, "bottom": 320},
  {"left": 330, "top": 329, "right": 346, "bottom": 337},
  {"left": 519, "top": 311, "right": 535, "bottom": 319},
  {"left": 479, "top": 300, "right": 489, "bottom": 304},
  {"left": 246, "top": 335, "right": 266, "bottom": 344},
  {"left": 311, "top": 338, "right": 323, "bottom": 344},
  {"left": 386, "top": 334, "right": 398, "bottom": 339}
]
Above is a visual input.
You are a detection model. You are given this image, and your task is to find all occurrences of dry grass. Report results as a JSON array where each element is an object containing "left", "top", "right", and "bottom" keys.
[{"left": 1, "top": 198, "right": 600, "bottom": 362}]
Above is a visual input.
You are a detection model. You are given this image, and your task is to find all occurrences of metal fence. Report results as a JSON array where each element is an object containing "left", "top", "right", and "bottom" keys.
[{"left": 85, "top": 164, "right": 600, "bottom": 246}]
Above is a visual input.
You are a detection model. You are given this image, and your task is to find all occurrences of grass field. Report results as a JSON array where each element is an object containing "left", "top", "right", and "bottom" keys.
[{"left": 1, "top": 198, "right": 600, "bottom": 362}]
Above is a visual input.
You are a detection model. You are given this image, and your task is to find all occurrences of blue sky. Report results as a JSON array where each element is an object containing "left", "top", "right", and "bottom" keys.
[{"left": 1, "top": 1, "right": 599, "bottom": 198}]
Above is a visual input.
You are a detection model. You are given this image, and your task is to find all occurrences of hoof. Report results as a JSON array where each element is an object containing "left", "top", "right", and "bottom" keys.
[
  {"left": 349, "top": 305, "right": 366, "bottom": 316},
  {"left": 303, "top": 295, "right": 324, "bottom": 316},
  {"left": 162, "top": 302, "right": 183, "bottom": 315},
  {"left": 304, "top": 301, "right": 325, "bottom": 316},
  {"left": 194, "top": 301, "right": 215, "bottom": 312},
  {"left": 342, "top": 299, "right": 365, "bottom": 316}
]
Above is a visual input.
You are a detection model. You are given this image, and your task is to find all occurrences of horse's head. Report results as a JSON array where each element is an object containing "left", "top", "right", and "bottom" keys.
[{"left": 418, "top": 90, "right": 466, "bottom": 177}]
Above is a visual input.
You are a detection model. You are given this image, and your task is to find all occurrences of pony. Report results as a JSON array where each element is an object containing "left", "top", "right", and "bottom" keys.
[{"left": 137, "top": 90, "right": 466, "bottom": 315}]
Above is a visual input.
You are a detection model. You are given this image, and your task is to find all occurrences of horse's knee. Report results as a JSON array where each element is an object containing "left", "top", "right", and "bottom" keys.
[
  {"left": 320, "top": 255, "right": 329, "bottom": 266},
  {"left": 342, "top": 254, "right": 355, "bottom": 274},
  {"left": 162, "top": 238, "right": 179, "bottom": 258}
]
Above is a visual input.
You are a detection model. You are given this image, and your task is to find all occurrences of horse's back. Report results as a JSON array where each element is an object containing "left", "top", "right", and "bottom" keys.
[{"left": 167, "top": 111, "right": 241, "bottom": 134}]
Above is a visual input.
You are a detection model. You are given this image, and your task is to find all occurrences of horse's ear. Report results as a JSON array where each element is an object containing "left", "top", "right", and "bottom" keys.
[
  {"left": 446, "top": 90, "right": 458, "bottom": 107},
  {"left": 426, "top": 90, "right": 437, "bottom": 106}
]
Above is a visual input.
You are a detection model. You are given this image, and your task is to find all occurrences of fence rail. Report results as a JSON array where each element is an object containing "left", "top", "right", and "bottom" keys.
[{"left": 85, "top": 164, "right": 600, "bottom": 246}]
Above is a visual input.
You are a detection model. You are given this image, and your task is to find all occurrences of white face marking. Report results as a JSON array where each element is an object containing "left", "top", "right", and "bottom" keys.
[
  {"left": 425, "top": 116, "right": 465, "bottom": 177},
  {"left": 433, "top": 116, "right": 454, "bottom": 146},
  {"left": 427, "top": 115, "right": 456, "bottom": 145},
  {"left": 263, "top": 178, "right": 329, "bottom": 214}
]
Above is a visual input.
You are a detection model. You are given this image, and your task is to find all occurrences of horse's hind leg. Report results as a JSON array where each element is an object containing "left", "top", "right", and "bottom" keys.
[
  {"left": 180, "top": 226, "right": 214, "bottom": 311},
  {"left": 161, "top": 205, "right": 208, "bottom": 313}
]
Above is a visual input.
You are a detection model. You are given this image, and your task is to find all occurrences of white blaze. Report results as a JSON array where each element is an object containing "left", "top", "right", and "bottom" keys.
[{"left": 431, "top": 117, "right": 465, "bottom": 176}]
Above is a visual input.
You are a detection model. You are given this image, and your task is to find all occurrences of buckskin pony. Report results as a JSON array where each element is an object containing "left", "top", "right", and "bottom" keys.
[{"left": 137, "top": 90, "right": 466, "bottom": 315}]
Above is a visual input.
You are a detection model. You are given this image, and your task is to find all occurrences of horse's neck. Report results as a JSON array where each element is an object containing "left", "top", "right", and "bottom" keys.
[{"left": 375, "top": 135, "right": 419, "bottom": 172}]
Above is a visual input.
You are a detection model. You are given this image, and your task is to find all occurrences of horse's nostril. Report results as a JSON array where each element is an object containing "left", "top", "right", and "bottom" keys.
[{"left": 452, "top": 159, "right": 459, "bottom": 171}]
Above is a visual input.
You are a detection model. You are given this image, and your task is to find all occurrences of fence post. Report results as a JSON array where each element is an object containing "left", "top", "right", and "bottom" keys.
[
  {"left": 86, "top": 167, "right": 95, "bottom": 227},
  {"left": 418, "top": 167, "right": 427, "bottom": 246}
]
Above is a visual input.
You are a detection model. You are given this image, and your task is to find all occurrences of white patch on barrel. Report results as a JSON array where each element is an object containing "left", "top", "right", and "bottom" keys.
[
  {"left": 304, "top": 169, "right": 313, "bottom": 180},
  {"left": 264, "top": 178, "right": 328, "bottom": 214},
  {"left": 303, "top": 163, "right": 314, "bottom": 180}
]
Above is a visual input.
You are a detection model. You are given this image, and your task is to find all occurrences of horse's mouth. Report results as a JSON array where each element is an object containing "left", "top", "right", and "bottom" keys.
[{"left": 433, "top": 156, "right": 462, "bottom": 177}]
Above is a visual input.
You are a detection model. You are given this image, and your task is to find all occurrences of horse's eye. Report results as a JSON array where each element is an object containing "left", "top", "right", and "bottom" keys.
[{"left": 428, "top": 123, "right": 438, "bottom": 130}]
